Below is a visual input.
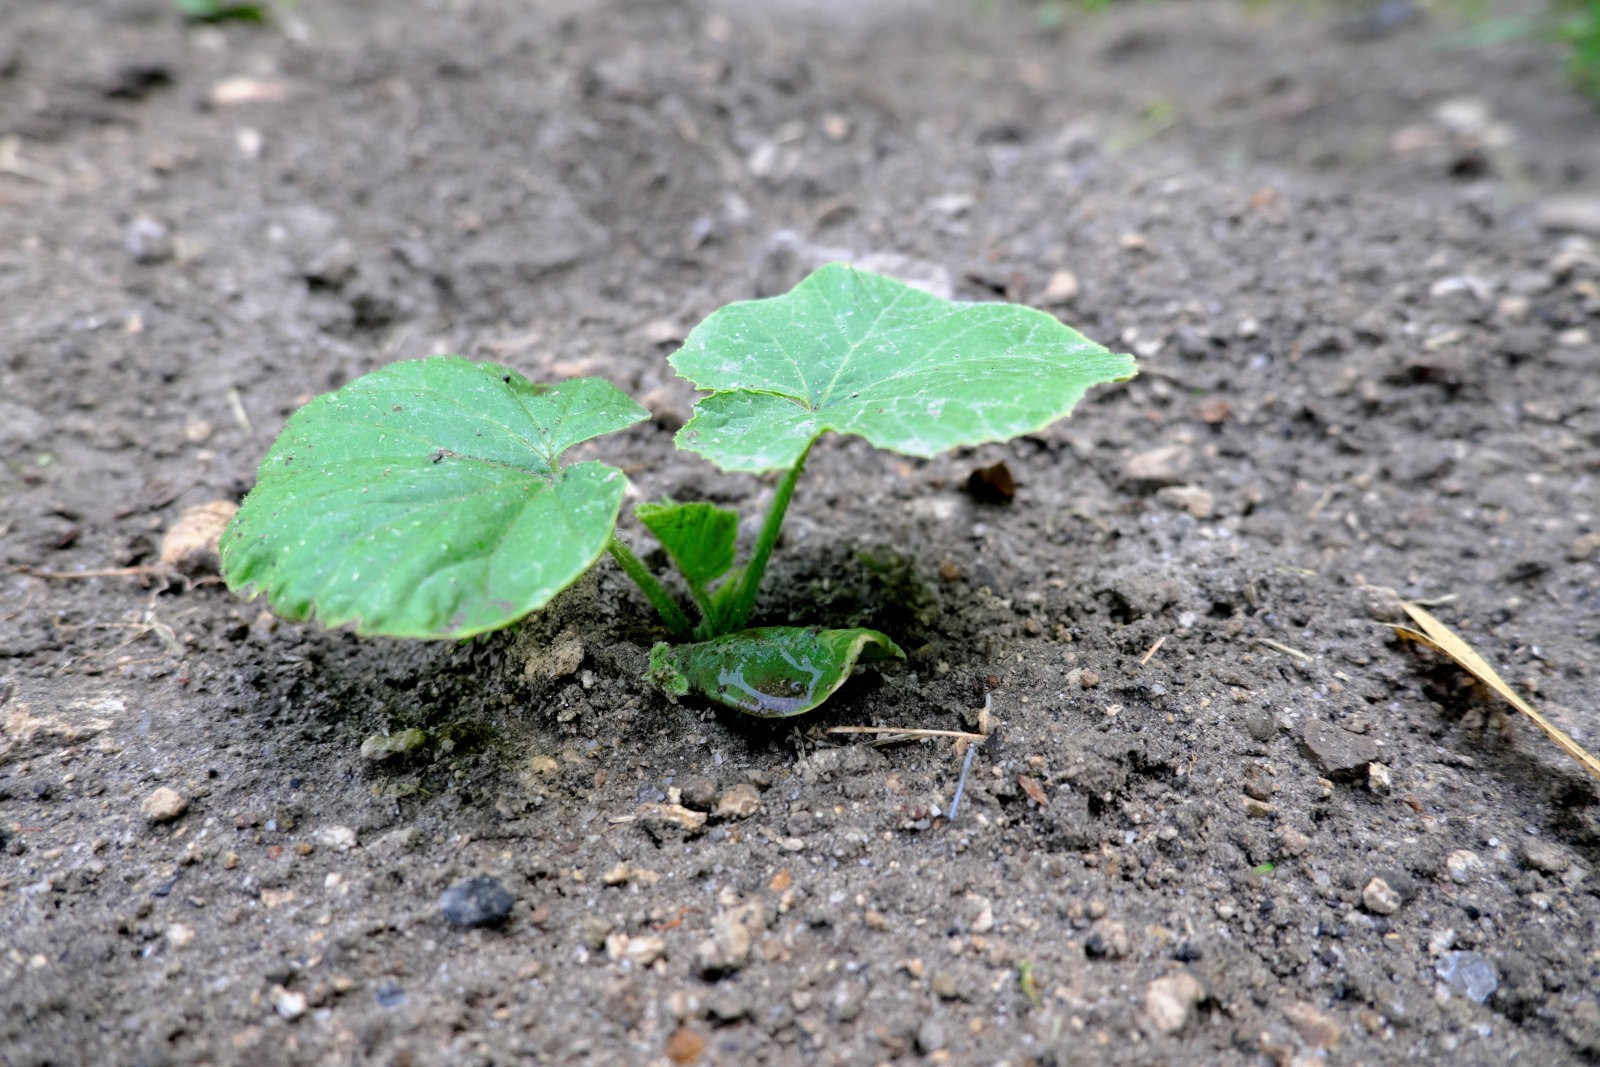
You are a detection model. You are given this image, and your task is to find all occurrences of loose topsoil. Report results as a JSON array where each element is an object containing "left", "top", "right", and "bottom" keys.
[{"left": 4, "top": 1, "right": 1600, "bottom": 1064}]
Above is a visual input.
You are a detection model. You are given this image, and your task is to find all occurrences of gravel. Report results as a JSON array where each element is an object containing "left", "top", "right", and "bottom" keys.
[{"left": 438, "top": 876, "right": 516, "bottom": 928}]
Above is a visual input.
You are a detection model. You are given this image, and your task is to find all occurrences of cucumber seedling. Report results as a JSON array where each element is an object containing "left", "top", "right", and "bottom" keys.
[{"left": 221, "top": 264, "right": 1136, "bottom": 715}]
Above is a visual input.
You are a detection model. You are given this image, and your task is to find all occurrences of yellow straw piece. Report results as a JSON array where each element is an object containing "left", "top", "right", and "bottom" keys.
[{"left": 1395, "top": 602, "right": 1600, "bottom": 783}]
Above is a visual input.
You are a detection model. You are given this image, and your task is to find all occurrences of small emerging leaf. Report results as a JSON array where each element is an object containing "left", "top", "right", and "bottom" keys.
[
  {"left": 670, "top": 264, "right": 1137, "bottom": 472},
  {"left": 635, "top": 500, "right": 740, "bottom": 585},
  {"left": 647, "top": 626, "right": 905, "bottom": 717},
  {"left": 221, "top": 357, "right": 648, "bottom": 639}
]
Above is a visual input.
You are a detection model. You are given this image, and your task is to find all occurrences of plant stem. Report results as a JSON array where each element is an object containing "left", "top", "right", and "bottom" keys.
[
  {"left": 685, "top": 576, "right": 719, "bottom": 637},
  {"left": 607, "top": 537, "right": 692, "bottom": 636},
  {"left": 723, "top": 440, "right": 812, "bottom": 632}
]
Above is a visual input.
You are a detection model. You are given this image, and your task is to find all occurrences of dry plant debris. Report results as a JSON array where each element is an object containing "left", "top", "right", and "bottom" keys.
[{"left": 1394, "top": 601, "right": 1600, "bottom": 783}]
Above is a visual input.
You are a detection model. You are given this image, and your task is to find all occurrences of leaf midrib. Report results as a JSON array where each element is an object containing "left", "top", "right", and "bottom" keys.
[{"left": 814, "top": 282, "right": 912, "bottom": 410}]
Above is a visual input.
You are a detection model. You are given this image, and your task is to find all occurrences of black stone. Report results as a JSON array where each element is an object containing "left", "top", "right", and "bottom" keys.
[{"left": 439, "top": 875, "right": 515, "bottom": 928}]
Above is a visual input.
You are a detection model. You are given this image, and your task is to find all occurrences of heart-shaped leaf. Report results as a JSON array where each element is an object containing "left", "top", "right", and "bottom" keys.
[
  {"left": 670, "top": 263, "right": 1137, "bottom": 472},
  {"left": 647, "top": 626, "right": 905, "bottom": 717},
  {"left": 635, "top": 500, "right": 740, "bottom": 586},
  {"left": 221, "top": 356, "right": 647, "bottom": 638}
]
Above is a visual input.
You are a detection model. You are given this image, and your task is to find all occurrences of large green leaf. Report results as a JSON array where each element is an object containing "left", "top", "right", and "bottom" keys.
[
  {"left": 647, "top": 626, "right": 904, "bottom": 717},
  {"left": 220, "top": 356, "right": 648, "bottom": 638},
  {"left": 670, "top": 264, "right": 1137, "bottom": 472}
]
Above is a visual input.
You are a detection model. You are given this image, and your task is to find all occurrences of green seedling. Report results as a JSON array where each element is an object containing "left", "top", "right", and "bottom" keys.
[
  {"left": 221, "top": 264, "right": 1136, "bottom": 715},
  {"left": 174, "top": 0, "right": 269, "bottom": 22}
]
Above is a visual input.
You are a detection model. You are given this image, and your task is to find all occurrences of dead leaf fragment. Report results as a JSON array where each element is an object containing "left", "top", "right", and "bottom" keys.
[
  {"left": 1017, "top": 774, "right": 1048, "bottom": 806},
  {"left": 1394, "top": 602, "right": 1600, "bottom": 783}
]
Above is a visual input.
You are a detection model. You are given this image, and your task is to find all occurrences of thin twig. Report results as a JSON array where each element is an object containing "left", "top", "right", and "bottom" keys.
[
  {"left": 14, "top": 564, "right": 170, "bottom": 580},
  {"left": 1138, "top": 635, "right": 1167, "bottom": 666},
  {"left": 827, "top": 726, "right": 988, "bottom": 742},
  {"left": 1255, "top": 637, "right": 1311, "bottom": 662},
  {"left": 947, "top": 743, "right": 978, "bottom": 821},
  {"left": 227, "top": 387, "right": 254, "bottom": 435}
]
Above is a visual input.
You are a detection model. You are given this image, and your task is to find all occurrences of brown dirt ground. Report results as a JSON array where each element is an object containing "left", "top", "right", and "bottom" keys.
[{"left": 4, "top": 1, "right": 1600, "bottom": 1064}]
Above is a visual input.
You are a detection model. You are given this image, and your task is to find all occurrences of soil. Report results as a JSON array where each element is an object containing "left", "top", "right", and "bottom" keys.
[{"left": 4, "top": 1, "right": 1600, "bottom": 1064}]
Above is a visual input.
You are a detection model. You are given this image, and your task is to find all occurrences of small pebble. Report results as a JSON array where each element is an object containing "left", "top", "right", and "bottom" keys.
[
  {"left": 1040, "top": 269, "right": 1079, "bottom": 304},
  {"left": 696, "top": 902, "right": 761, "bottom": 976},
  {"left": 1144, "top": 971, "right": 1205, "bottom": 1034},
  {"left": 271, "top": 986, "right": 307, "bottom": 1021},
  {"left": 1522, "top": 837, "right": 1570, "bottom": 875},
  {"left": 1283, "top": 1001, "right": 1341, "bottom": 1049},
  {"left": 580, "top": 915, "right": 613, "bottom": 950},
  {"left": 706, "top": 988, "right": 750, "bottom": 1022},
  {"left": 1538, "top": 195, "right": 1600, "bottom": 236},
  {"left": 829, "top": 981, "right": 864, "bottom": 1022},
  {"left": 713, "top": 783, "right": 761, "bottom": 820},
  {"left": 125, "top": 215, "right": 174, "bottom": 264},
  {"left": 915, "top": 1018, "right": 947, "bottom": 1054},
  {"left": 930, "top": 970, "right": 963, "bottom": 1000},
  {"left": 438, "top": 875, "right": 515, "bottom": 928},
  {"left": 359, "top": 728, "right": 426, "bottom": 762},
  {"left": 664, "top": 1026, "right": 706, "bottom": 1065},
  {"left": 678, "top": 776, "right": 718, "bottom": 811},
  {"left": 627, "top": 934, "right": 667, "bottom": 967},
  {"left": 159, "top": 500, "right": 237, "bottom": 575},
  {"left": 1157, "top": 484, "right": 1215, "bottom": 519},
  {"left": 965, "top": 893, "right": 995, "bottom": 934},
  {"left": 1436, "top": 951, "right": 1498, "bottom": 1003},
  {"left": 369, "top": 826, "right": 422, "bottom": 858},
  {"left": 1244, "top": 707, "right": 1278, "bottom": 742},
  {"left": 1445, "top": 849, "right": 1483, "bottom": 884},
  {"left": 314, "top": 825, "right": 356, "bottom": 852},
  {"left": 1568, "top": 532, "right": 1600, "bottom": 562},
  {"left": 1123, "top": 444, "right": 1191, "bottom": 486},
  {"left": 607, "top": 932, "right": 666, "bottom": 967},
  {"left": 141, "top": 786, "right": 189, "bottom": 824},
  {"left": 522, "top": 630, "right": 585, "bottom": 682},
  {"left": 209, "top": 76, "right": 290, "bottom": 107},
  {"left": 166, "top": 923, "right": 195, "bottom": 949},
  {"left": 1300, "top": 719, "right": 1379, "bottom": 780},
  {"left": 1362, "top": 876, "right": 1401, "bottom": 915},
  {"left": 1084, "top": 918, "right": 1130, "bottom": 959}
]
